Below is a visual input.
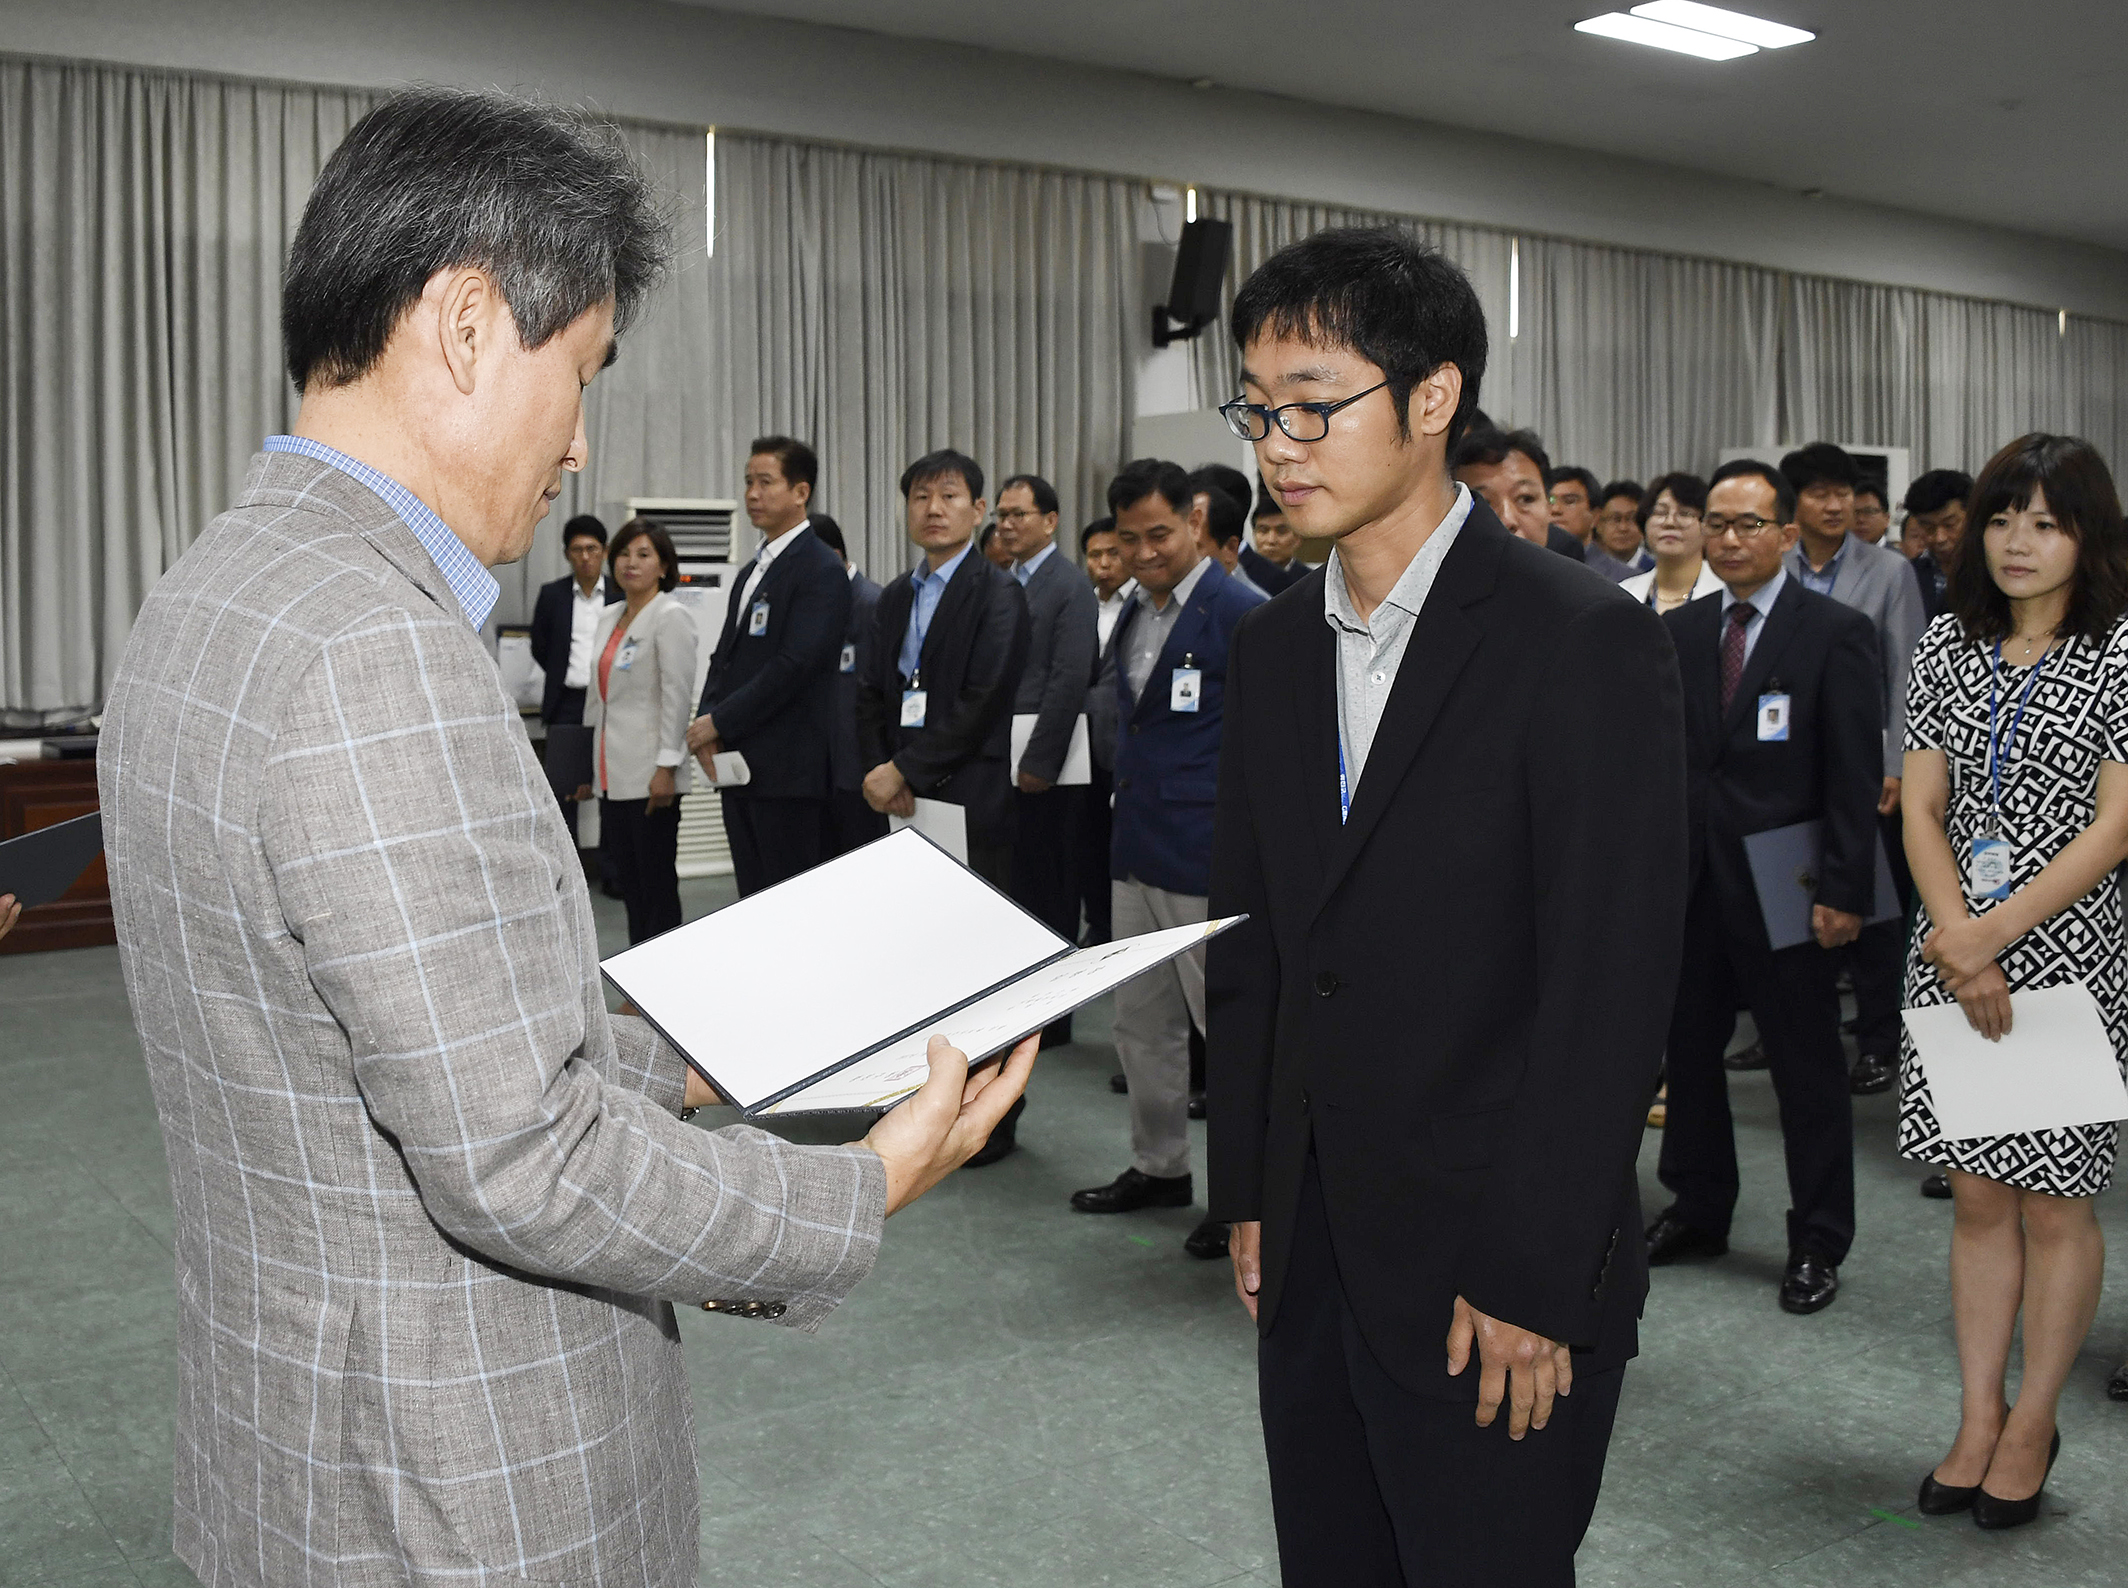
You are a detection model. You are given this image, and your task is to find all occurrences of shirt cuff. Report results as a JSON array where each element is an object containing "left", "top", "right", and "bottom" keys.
[{"left": 656, "top": 751, "right": 686, "bottom": 768}]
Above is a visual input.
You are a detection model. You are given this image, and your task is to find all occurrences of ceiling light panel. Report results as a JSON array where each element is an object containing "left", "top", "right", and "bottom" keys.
[
  {"left": 1573, "top": 12, "right": 1758, "bottom": 60},
  {"left": 1629, "top": 1, "right": 1815, "bottom": 48}
]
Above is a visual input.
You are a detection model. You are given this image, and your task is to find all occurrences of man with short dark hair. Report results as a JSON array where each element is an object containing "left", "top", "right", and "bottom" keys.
[
  {"left": 1587, "top": 479, "right": 1654, "bottom": 581},
  {"left": 1241, "top": 484, "right": 1307, "bottom": 594},
  {"left": 1904, "top": 468, "right": 1973, "bottom": 621},
  {"left": 804, "top": 515, "right": 888, "bottom": 859},
  {"left": 1779, "top": 441, "right": 1927, "bottom": 1097},
  {"left": 688, "top": 435, "right": 850, "bottom": 897},
  {"left": 1209, "top": 225, "right": 1684, "bottom": 1584},
  {"left": 97, "top": 87, "right": 1028, "bottom": 1588},
  {"left": 857, "top": 449, "right": 1030, "bottom": 891},
  {"left": 1190, "top": 462, "right": 1270, "bottom": 598},
  {"left": 1546, "top": 465, "right": 1602, "bottom": 549},
  {"left": 996, "top": 472, "right": 1099, "bottom": 1053},
  {"left": 1452, "top": 426, "right": 1584, "bottom": 561},
  {"left": 1073, "top": 457, "right": 1263, "bottom": 1253},
  {"left": 1648, "top": 457, "right": 1882, "bottom": 1316},
  {"left": 1852, "top": 479, "right": 1892, "bottom": 545},
  {"left": 529, "top": 513, "right": 624, "bottom": 855}
]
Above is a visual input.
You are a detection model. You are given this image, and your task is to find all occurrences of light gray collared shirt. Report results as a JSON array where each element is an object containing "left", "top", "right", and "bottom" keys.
[
  {"left": 1323, "top": 483, "right": 1475, "bottom": 802},
  {"left": 1123, "top": 557, "right": 1211, "bottom": 704}
]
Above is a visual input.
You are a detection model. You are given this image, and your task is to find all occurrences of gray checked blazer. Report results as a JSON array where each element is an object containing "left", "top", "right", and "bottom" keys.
[
  {"left": 99, "top": 452, "right": 888, "bottom": 1588},
  {"left": 1784, "top": 533, "right": 1928, "bottom": 779}
]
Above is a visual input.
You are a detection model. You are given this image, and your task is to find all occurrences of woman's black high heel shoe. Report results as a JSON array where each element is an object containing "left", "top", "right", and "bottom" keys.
[
  {"left": 1972, "top": 1429, "right": 2061, "bottom": 1531},
  {"left": 1917, "top": 1467, "right": 1979, "bottom": 1515}
]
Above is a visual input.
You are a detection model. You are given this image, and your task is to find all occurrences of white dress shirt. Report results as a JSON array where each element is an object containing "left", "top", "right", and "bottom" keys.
[
  {"left": 1096, "top": 579, "right": 1138, "bottom": 650},
  {"left": 733, "top": 518, "right": 811, "bottom": 623},
  {"left": 562, "top": 574, "right": 609, "bottom": 690}
]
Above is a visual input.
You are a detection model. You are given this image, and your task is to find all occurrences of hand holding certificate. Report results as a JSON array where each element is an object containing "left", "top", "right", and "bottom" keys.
[{"left": 1903, "top": 983, "right": 2128, "bottom": 1141}]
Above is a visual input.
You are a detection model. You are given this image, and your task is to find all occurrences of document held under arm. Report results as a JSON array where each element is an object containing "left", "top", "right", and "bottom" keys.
[
  {"left": 601, "top": 829, "right": 1242, "bottom": 1116},
  {"left": 1009, "top": 713, "right": 1092, "bottom": 785}
]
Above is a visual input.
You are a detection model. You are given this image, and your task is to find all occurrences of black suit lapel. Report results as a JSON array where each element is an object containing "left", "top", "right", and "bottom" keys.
[
  {"left": 917, "top": 551, "right": 985, "bottom": 681},
  {"left": 1308, "top": 519, "right": 1502, "bottom": 923},
  {"left": 1130, "top": 573, "right": 1219, "bottom": 723},
  {"left": 1721, "top": 580, "right": 1805, "bottom": 739},
  {"left": 715, "top": 554, "right": 763, "bottom": 666},
  {"left": 1673, "top": 594, "right": 1723, "bottom": 750},
  {"left": 1289, "top": 612, "right": 1341, "bottom": 885}
]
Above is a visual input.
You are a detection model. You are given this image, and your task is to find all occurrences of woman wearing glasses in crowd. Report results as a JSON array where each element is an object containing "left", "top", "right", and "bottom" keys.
[
  {"left": 1620, "top": 472, "right": 1724, "bottom": 614},
  {"left": 1901, "top": 434, "right": 2128, "bottom": 1530},
  {"left": 574, "top": 517, "right": 698, "bottom": 946}
]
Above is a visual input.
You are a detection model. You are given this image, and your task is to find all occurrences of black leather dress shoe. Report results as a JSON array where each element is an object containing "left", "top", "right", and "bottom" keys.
[
  {"left": 1183, "top": 1217, "right": 1230, "bottom": 1259},
  {"left": 1921, "top": 1173, "right": 1953, "bottom": 1200},
  {"left": 2109, "top": 1360, "right": 2128, "bottom": 1402},
  {"left": 1778, "top": 1252, "right": 1839, "bottom": 1314},
  {"left": 1644, "top": 1209, "right": 1729, "bottom": 1266},
  {"left": 1070, "top": 1167, "right": 1193, "bottom": 1213},
  {"left": 1109, "top": 1072, "right": 1129, "bottom": 1094},
  {"left": 963, "top": 1095, "right": 1024, "bottom": 1168},
  {"left": 1187, "top": 1090, "right": 1206, "bottom": 1120},
  {"left": 1850, "top": 1052, "right": 1897, "bottom": 1095},
  {"left": 1724, "top": 1040, "right": 1769, "bottom": 1071},
  {"left": 1973, "top": 1430, "right": 2060, "bottom": 1530}
]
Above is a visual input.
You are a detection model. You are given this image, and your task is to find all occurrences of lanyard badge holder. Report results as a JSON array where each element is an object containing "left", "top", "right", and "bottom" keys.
[
  {"left": 1973, "top": 639, "right": 2054, "bottom": 900},
  {"left": 1170, "top": 652, "right": 1203, "bottom": 714},
  {"left": 900, "top": 668, "right": 928, "bottom": 729}
]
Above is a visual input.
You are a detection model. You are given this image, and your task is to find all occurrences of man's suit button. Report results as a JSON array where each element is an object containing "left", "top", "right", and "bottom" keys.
[
  {"left": 1314, "top": 971, "right": 1340, "bottom": 997},
  {"left": 1300, "top": 1088, "right": 1311, "bottom": 1111},
  {"left": 700, "top": 1300, "right": 725, "bottom": 1313},
  {"left": 1129, "top": 724, "right": 1140, "bottom": 735},
  {"left": 765, "top": 1303, "right": 787, "bottom": 1319},
  {"left": 1117, "top": 777, "right": 1131, "bottom": 790}
]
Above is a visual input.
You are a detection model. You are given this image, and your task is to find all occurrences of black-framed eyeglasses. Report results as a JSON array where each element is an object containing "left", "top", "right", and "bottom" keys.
[
  {"left": 1220, "top": 381, "right": 1389, "bottom": 443},
  {"left": 1703, "top": 514, "right": 1782, "bottom": 540}
]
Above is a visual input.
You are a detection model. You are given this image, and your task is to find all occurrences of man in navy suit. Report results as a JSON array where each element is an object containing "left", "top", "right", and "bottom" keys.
[
  {"left": 528, "top": 514, "right": 623, "bottom": 862},
  {"left": 809, "top": 514, "right": 888, "bottom": 860},
  {"left": 1070, "top": 457, "right": 1263, "bottom": 1256},
  {"left": 686, "top": 436, "right": 850, "bottom": 896}
]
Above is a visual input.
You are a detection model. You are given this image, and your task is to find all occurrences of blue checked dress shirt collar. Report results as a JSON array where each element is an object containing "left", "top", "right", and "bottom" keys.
[
  {"left": 897, "top": 541, "right": 974, "bottom": 681},
  {"left": 1794, "top": 534, "right": 1847, "bottom": 596},
  {"left": 1011, "top": 540, "right": 1056, "bottom": 586},
  {"left": 262, "top": 435, "right": 501, "bottom": 630}
]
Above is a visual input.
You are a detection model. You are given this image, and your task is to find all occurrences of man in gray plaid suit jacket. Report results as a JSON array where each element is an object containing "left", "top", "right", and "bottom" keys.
[{"left": 98, "top": 90, "right": 1032, "bottom": 1588}]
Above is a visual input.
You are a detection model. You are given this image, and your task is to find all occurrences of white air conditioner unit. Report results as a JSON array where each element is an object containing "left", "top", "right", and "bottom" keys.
[{"left": 623, "top": 498, "right": 743, "bottom": 880}]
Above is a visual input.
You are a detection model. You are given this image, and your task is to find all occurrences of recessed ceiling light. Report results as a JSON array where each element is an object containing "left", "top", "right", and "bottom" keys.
[
  {"left": 1630, "top": 1, "right": 1815, "bottom": 49},
  {"left": 1573, "top": 12, "right": 1758, "bottom": 59}
]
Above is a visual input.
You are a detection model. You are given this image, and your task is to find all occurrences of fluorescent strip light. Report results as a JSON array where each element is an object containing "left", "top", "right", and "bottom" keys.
[
  {"left": 1574, "top": 12, "right": 1758, "bottom": 59},
  {"left": 705, "top": 129, "right": 717, "bottom": 259},
  {"left": 1630, "top": 1, "right": 1814, "bottom": 48},
  {"left": 1186, "top": 185, "right": 1198, "bottom": 224},
  {"left": 1509, "top": 239, "right": 1520, "bottom": 340}
]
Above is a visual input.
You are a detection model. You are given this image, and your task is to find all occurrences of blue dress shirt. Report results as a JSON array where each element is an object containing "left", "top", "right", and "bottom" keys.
[
  {"left": 1794, "top": 537, "right": 1847, "bottom": 597},
  {"left": 262, "top": 435, "right": 500, "bottom": 630},
  {"left": 897, "top": 541, "right": 974, "bottom": 681},
  {"left": 1717, "top": 567, "right": 1788, "bottom": 670}
]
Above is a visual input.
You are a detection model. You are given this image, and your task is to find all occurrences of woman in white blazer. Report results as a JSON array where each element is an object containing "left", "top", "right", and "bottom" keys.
[
  {"left": 582, "top": 518, "right": 697, "bottom": 944},
  {"left": 1620, "top": 472, "right": 1725, "bottom": 615}
]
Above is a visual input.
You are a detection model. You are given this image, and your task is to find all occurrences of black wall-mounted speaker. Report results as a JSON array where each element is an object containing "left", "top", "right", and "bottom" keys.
[{"left": 1153, "top": 217, "right": 1233, "bottom": 347}]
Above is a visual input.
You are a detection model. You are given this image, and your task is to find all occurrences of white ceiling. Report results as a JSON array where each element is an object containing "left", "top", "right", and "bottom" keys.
[{"left": 680, "top": 0, "right": 2128, "bottom": 252}]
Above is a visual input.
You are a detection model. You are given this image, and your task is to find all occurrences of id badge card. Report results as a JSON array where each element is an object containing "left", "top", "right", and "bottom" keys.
[
  {"left": 748, "top": 600, "right": 770, "bottom": 637},
  {"left": 1170, "top": 667, "right": 1203, "bottom": 713},
  {"left": 1970, "top": 835, "right": 2013, "bottom": 900},
  {"left": 839, "top": 643, "right": 857, "bottom": 674},
  {"left": 615, "top": 638, "right": 638, "bottom": 671},
  {"left": 1756, "top": 692, "right": 1791, "bottom": 742},
  {"left": 900, "top": 689, "right": 928, "bottom": 728}
]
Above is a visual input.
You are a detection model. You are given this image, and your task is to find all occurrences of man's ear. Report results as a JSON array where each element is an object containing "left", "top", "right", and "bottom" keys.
[
  {"left": 1411, "top": 363, "right": 1463, "bottom": 440},
  {"left": 794, "top": 479, "right": 812, "bottom": 508},
  {"left": 434, "top": 267, "right": 502, "bottom": 398}
]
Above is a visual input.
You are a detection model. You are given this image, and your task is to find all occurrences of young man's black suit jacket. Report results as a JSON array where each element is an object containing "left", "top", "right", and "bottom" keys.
[
  {"left": 1205, "top": 502, "right": 1688, "bottom": 1395},
  {"left": 1663, "top": 578, "right": 1884, "bottom": 942},
  {"left": 857, "top": 549, "right": 1030, "bottom": 865},
  {"left": 528, "top": 573, "right": 622, "bottom": 723},
  {"left": 698, "top": 526, "right": 851, "bottom": 799}
]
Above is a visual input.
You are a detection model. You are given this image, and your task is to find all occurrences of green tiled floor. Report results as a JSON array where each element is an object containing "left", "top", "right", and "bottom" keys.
[{"left": 4, "top": 875, "right": 2126, "bottom": 1586}]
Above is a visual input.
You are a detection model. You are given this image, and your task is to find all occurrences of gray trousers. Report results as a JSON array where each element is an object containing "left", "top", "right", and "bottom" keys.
[{"left": 1112, "top": 875, "right": 1208, "bottom": 1180}]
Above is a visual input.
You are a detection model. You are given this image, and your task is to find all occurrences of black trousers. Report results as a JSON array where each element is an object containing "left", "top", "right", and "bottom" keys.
[
  {"left": 1658, "top": 874, "right": 1855, "bottom": 1264},
  {"left": 821, "top": 786, "right": 888, "bottom": 860},
  {"left": 546, "top": 688, "right": 589, "bottom": 849},
  {"left": 721, "top": 792, "right": 824, "bottom": 898},
  {"left": 600, "top": 796, "right": 683, "bottom": 945},
  {"left": 1077, "top": 765, "right": 1114, "bottom": 944},
  {"left": 1845, "top": 808, "right": 1914, "bottom": 1059},
  {"left": 1261, "top": 1158, "right": 1623, "bottom": 1588},
  {"left": 1010, "top": 785, "right": 1084, "bottom": 938}
]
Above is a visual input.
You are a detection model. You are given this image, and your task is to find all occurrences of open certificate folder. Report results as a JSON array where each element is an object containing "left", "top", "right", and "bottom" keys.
[{"left": 601, "top": 829, "right": 1244, "bottom": 1116}]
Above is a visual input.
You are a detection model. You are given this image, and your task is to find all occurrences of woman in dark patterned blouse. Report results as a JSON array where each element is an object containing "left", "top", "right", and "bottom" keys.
[{"left": 1900, "top": 434, "right": 2128, "bottom": 1530}]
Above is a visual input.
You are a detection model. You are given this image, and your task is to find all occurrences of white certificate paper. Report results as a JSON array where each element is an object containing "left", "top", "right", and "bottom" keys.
[
  {"left": 1902, "top": 983, "right": 2128, "bottom": 1141},
  {"left": 888, "top": 797, "right": 968, "bottom": 863},
  {"left": 1009, "top": 713, "right": 1092, "bottom": 786}
]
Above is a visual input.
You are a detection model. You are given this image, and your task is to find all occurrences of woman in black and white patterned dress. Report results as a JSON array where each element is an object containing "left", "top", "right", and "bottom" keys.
[{"left": 1900, "top": 435, "right": 2128, "bottom": 1530}]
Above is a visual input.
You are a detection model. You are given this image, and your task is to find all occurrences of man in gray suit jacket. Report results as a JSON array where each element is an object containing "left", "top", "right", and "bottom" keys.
[
  {"left": 97, "top": 89, "right": 1031, "bottom": 1588},
  {"left": 1780, "top": 443, "right": 1928, "bottom": 1098}
]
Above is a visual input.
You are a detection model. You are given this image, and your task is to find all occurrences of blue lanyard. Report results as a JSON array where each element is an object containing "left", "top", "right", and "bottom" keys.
[
  {"left": 1337, "top": 738, "right": 1351, "bottom": 825},
  {"left": 1986, "top": 638, "right": 2055, "bottom": 822}
]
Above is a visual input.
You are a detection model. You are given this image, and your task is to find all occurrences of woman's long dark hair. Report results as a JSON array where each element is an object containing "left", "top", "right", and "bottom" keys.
[{"left": 1947, "top": 433, "right": 2128, "bottom": 645}]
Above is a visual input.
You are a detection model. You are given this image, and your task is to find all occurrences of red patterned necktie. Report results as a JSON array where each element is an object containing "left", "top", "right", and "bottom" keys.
[{"left": 1720, "top": 602, "right": 1754, "bottom": 712}]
